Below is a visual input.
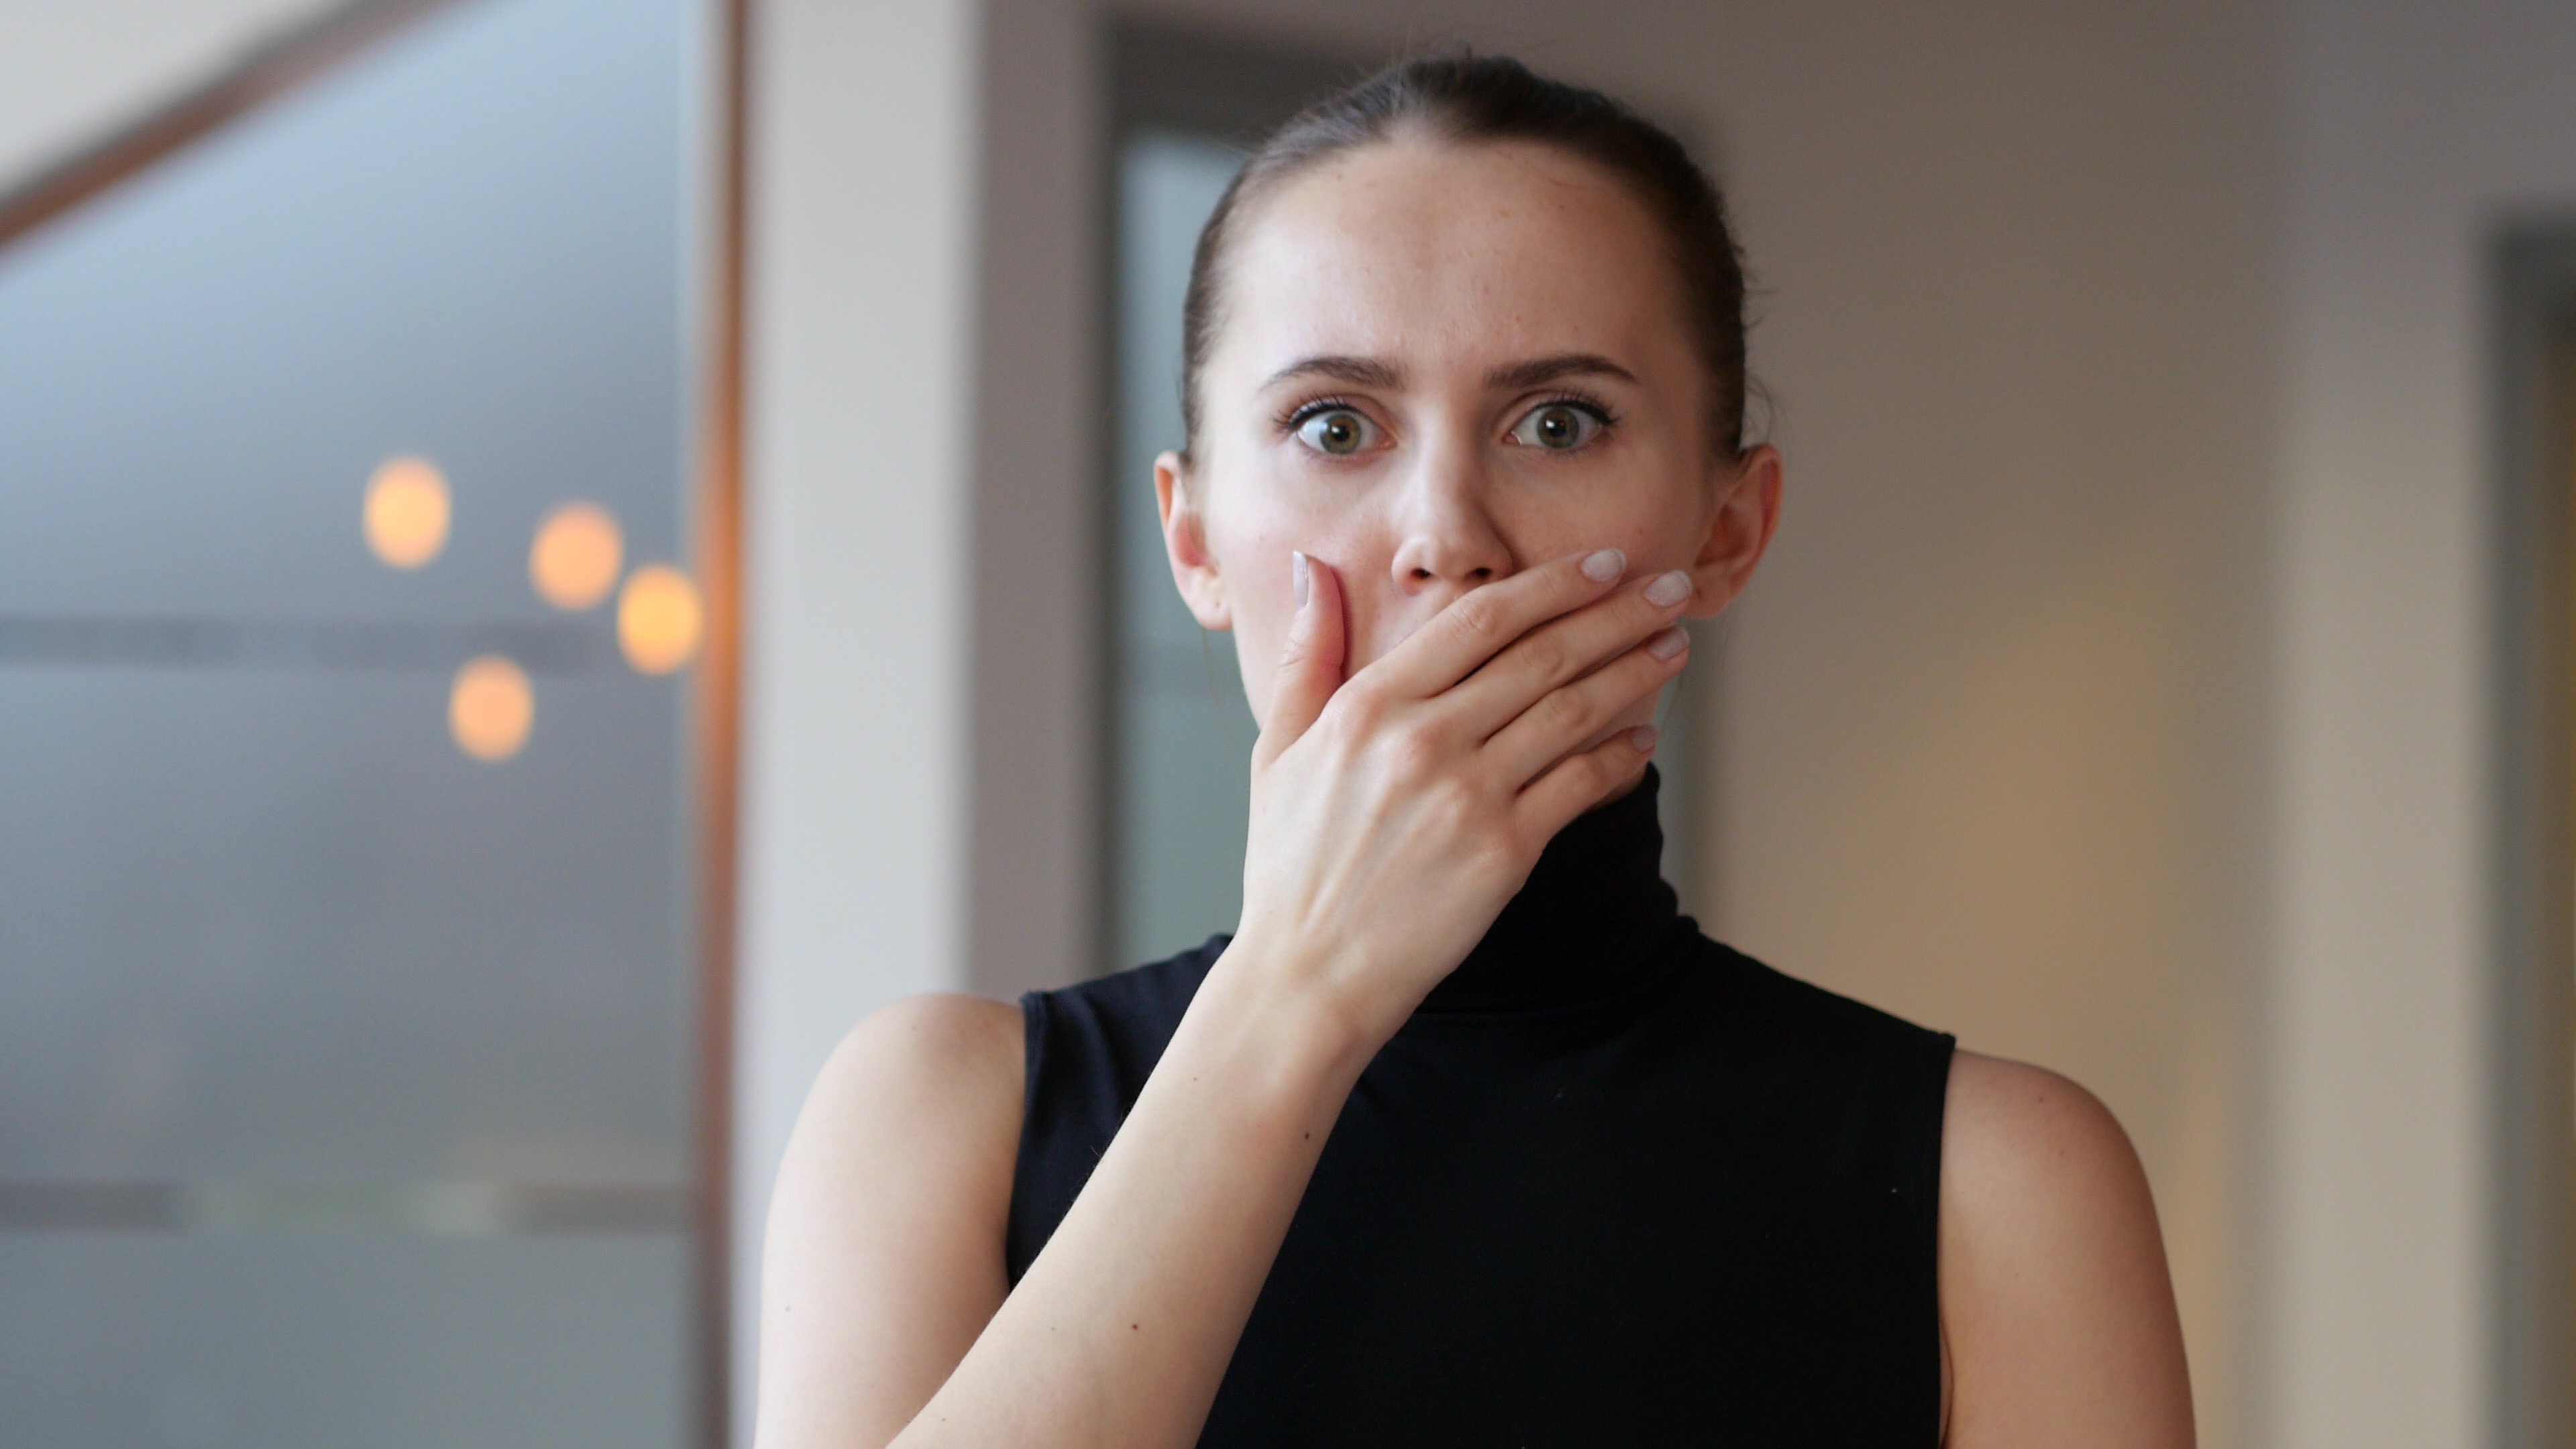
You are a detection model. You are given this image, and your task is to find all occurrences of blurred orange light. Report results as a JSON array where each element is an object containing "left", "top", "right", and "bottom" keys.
[
  {"left": 449, "top": 655, "right": 533, "bottom": 760},
  {"left": 364, "top": 457, "right": 449, "bottom": 568},
  {"left": 529, "top": 502, "right": 624, "bottom": 609},
  {"left": 619, "top": 565, "right": 702, "bottom": 674}
]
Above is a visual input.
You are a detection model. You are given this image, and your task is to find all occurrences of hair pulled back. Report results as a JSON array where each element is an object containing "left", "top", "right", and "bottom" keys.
[{"left": 1180, "top": 52, "right": 1752, "bottom": 460}]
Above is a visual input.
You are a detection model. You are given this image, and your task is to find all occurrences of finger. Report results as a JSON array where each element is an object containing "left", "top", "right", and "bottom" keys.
[
  {"left": 1254, "top": 551, "right": 1346, "bottom": 765},
  {"left": 1440, "top": 568, "right": 1695, "bottom": 741},
  {"left": 1513, "top": 718, "right": 1660, "bottom": 843},
  {"left": 1483, "top": 627, "right": 1688, "bottom": 786},
  {"left": 1359, "top": 547, "right": 1630, "bottom": 701}
]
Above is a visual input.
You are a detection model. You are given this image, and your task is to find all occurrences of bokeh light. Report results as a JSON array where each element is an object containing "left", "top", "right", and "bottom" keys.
[
  {"left": 529, "top": 501, "right": 624, "bottom": 609},
  {"left": 364, "top": 456, "right": 450, "bottom": 568},
  {"left": 618, "top": 565, "right": 702, "bottom": 674},
  {"left": 449, "top": 655, "right": 533, "bottom": 760}
]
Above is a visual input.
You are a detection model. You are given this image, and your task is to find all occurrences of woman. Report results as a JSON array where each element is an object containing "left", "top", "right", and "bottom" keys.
[{"left": 758, "top": 54, "right": 2193, "bottom": 1448}]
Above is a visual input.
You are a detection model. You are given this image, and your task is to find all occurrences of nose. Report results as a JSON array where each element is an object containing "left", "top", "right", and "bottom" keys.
[{"left": 1387, "top": 434, "right": 1513, "bottom": 595}]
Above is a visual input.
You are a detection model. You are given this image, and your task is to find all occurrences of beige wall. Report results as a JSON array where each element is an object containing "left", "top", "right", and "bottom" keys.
[
  {"left": 969, "top": 3, "right": 2286, "bottom": 1444},
  {"left": 2272, "top": 1, "right": 2576, "bottom": 1444},
  {"left": 1682, "top": 9, "right": 2280, "bottom": 1445}
]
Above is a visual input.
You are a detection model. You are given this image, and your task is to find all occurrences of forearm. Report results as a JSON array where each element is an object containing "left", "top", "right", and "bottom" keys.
[{"left": 890, "top": 944, "right": 1377, "bottom": 1449}]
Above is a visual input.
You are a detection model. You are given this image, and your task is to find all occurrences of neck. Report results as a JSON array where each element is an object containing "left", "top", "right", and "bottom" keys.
[{"left": 1413, "top": 767, "right": 1685, "bottom": 1016}]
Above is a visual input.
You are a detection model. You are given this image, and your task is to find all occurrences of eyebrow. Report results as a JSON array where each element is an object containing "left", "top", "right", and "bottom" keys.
[
  {"left": 1483, "top": 353, "right": 1639, "bottom": 390},
  {"left": 1259, "top": 354, "right": 1405, "bottom": 392},
  {"left": 1256, "top": 352, "right": 1640, "bottom": 394}
]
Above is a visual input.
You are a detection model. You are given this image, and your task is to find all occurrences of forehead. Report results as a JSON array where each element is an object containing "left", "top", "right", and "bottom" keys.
[{"left": 1214, "top": 136, "right": 1690, "bottom": 381}]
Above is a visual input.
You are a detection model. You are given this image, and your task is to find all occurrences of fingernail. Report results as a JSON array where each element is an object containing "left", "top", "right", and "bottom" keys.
[
  {"left": 1581, "top": 548, "right": 1626, "bottom": 583},
  {"left": 1645, "top": 570, "right": 1693, "bottom": 608},
  {"left": 1628, "top": 726, "right": 1658, "bottom": 753},
  {"left": 1650, "top": 625, "right": 1690, "bottom": 659},
  {"left": 1293, "top": 551, "right": 1311, "bottom": 610}
]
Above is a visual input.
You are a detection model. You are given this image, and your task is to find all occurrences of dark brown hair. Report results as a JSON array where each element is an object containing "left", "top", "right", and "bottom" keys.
[{"left": 1179, "top": 52, "right": 1752, "bottom": 460}]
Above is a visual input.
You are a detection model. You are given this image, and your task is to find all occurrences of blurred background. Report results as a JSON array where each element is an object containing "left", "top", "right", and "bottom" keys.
[{"left": 2, "top": 0, "right": 2571, "bottom": 1445}]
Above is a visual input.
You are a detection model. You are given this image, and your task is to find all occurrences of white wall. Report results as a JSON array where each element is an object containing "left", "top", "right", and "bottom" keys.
[
  {"left": 1674, "top": 9, "right": 2282, "bottom": 1442},
  {"left": 2271, "top": 1, "right": 2576, "bottom": 1444},
  {"left": 733, "top": 0, "right": 982, "bottom": 1439}
]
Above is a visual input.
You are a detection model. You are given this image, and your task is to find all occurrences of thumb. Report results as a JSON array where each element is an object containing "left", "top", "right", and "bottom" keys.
[{"left": 1256, "top": 550, "right": 1345, "bottom": 763}]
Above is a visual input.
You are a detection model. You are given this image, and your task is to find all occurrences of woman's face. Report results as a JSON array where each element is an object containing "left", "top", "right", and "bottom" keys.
[{"left": 1159, "top": 134, "right": 1780, "bottom": 727}]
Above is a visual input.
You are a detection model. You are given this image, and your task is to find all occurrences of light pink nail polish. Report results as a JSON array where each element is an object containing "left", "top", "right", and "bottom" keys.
[
  {"left": 1650, "top": 626, "right": 1690, "bottom": 659},
  {"left": 1645, "top": 570, "right": 1693, "bottom": 608},
  {"left": 1293, "top": 551, "right": 1311, "bottom": 609},
  {"left": 1582, "top": 548, "right": 1626, "bottom": 583},
  {"left": 1629, "top": 726, "right": 1658, "bottom": 753}
]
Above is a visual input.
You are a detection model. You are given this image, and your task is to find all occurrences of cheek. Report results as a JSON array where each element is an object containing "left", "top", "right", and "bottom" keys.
[
  {"left": 1204, "top": 492, "right": 1400, "bottom": 713},
  {"left": 1201, "top": 502, "right": 1309, "bottom": 716},
  {"left": 1535, "top": 459, "right": 1712, "bottom": 577}
]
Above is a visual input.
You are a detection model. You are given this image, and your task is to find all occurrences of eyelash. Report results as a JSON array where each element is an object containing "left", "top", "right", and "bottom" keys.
[
  {"left": 1277, "top": 394, "right": 1368, "bottom": 434},
  {"left": 1519, "top": 390, "right": 1622, "bottom": 441},
  {"left": 1273, "top": 392, "right": 1624, "bottom": 441}
]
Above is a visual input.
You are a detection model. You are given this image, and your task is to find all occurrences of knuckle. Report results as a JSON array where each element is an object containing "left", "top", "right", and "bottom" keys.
[
  {"left": 1311, "top": 708, "right": 1362, "bottom": 759},
  {"left": 1587, "top": 746, "right": 1629, "bottom": 788},
  {"left": 1447, "top": 591, "right": 1505, "bottom": 644},
  {"left": 1536, "top": 685, "right": 1595, "bottom": 737},
  {"left": 1334, "top": 682, "right": 1387, "bottom": 731},
  {"left": 1411, "top": 710, "right": 1463, "bottom": 757},
  {"left": 1517, "top": 632, "right": 1570, "bottom": 685},
  {"left": 1558, "top": 755, "right": 1617, "bottom": 808},
  {"left": 1386, "top": 720, "right": 1446, "bottom": 780},
  {"left": 1430, "top": 775, "right": 1486, "bottom": 834},
  {"left": 1606, "top": 649, "right": 1666, "bottom": 696}
]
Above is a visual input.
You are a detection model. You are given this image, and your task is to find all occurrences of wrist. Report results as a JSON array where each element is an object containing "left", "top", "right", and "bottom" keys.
[{"left": 1190, "top": 934, "right": 1390, "bottom": 1091}]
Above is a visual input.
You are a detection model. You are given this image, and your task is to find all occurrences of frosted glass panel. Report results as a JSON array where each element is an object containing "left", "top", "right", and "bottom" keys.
[
  {"left": 0, "top": 1234, "right": 688, "bottom": 1448},
  {"left": 0, "top": 669, "right": 686, "bottom": 1184},
  {"left": 0, "top": 0, "right": 692, "bottom": 623},
  {"left": 0, "top": 0, "right": 709, "bottom": 1440}
]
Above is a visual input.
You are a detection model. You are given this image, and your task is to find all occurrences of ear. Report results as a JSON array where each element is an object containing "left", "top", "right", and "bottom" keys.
[
  {"left": 1156, "top": 449, "right": 1232, "bottom": 631},
  {"left": 1683, "top": 443, "right": 1782, "bottom": 620}
]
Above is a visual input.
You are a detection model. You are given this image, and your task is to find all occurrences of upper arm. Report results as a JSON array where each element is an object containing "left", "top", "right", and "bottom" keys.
[
  {"left": 753, "top": 991, "right": 1026, "bottom": 1449},
  {"left": 1938, "top": 1051, "right": 2194, "bottom": 1448}
]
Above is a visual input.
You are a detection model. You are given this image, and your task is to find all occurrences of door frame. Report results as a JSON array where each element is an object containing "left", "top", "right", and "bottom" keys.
[{"left": 2489, "top": 218, "right": 2576, "bottom": 1449}]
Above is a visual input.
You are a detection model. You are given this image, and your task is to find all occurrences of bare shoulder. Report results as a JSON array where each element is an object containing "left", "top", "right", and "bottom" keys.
[
  {"left": 1937, "top": 1051, "right": 2193, "bottom": 1448},
  {"left": 756, "top": 993, "right": 1025, "bottom": 1449},
  {"left": 798, "top": 991, "right": 1026, "bottom": 1147},
  {"left": 768, "top": 989, "right": 1026, "bottom": 1271},
  {"left": 1943, "top": 1051, "right": 2143, "bottom": 1216}
]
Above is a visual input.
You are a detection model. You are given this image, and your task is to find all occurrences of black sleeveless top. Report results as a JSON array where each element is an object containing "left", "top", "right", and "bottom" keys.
[{"left": 1008, "top": 771, "right": 1955, "bottom": 1445}]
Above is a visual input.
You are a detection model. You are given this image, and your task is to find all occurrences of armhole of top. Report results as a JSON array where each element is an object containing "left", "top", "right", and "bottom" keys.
[
  {"left": 1921, "top": 1030, "right": 1959, "bottom": 1199},
  {"left": 1921, "top": 1030, "right": 1960, "bottom": 1445},
  {"left": 1002, "top": 989, "right": 1051, "bottom": 1285}
]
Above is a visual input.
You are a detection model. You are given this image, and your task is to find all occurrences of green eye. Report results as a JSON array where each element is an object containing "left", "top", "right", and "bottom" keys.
[
  {"left": 1512, "top": 402, "right": 1600, "bottom": 451},
  {"left": 1296, "top": 408, "right": 1371, "bottom": 455}
]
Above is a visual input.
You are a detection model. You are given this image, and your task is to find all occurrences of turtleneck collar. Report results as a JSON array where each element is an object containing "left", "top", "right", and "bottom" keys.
[{"left": 1411, "top": 765, "right": 1689, "bottom": 1018}]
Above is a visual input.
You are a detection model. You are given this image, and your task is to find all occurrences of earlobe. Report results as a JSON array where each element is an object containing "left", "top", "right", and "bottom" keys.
[
  {"left": 1155, "top": 449, "right": 1233, "bottom": 631},
  {"left": 1684, "top": 443, "right": 1784, "bottom": 620}
]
